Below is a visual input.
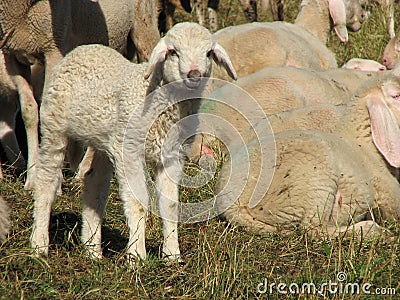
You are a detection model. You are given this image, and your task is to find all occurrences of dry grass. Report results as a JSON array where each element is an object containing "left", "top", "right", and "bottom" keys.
[{"left": 1, "top": 1, "right": 400, "bottom": 299}]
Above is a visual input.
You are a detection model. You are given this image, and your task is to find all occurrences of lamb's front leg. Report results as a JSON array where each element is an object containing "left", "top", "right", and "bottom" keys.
[
  {"left": 81, "top": 151, "right": 113, "bottom": 260},
  {"left": 156, "top": 164, "right": 181, "bottom": 262},
  {"left": 116, "top": 158, "right": 148, "bottom": 265}
]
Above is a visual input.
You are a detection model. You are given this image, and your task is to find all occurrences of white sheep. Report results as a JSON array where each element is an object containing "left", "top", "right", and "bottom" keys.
[
  {"left": 211, "top": 0, "right": 365, "bottom": 81},
  {"left": 216, "top": 68, "right": 400, "bottom": 236},
  {"left": 30, "top": 22, "right": 237, "bottom": 264},
  {"left": 0, "top": 196, "right": 10, "bottom": 241},
  {"left": 191, "top": 65, "right": 381, "bottom": 157},
  {"left": 0, "top": 0, "right": 160, "bottom": 190},
  {"left": 216, "top": 130, "right": 387, "bottom": 237},
  {"left": 382, "top": 30, "right": 400, "bottom": 69},
  {"left": 341, "top": 58, "right": 387, "bottom": 71}
]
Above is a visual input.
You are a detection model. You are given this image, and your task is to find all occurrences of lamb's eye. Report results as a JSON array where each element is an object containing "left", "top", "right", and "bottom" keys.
[
  {"left": 207, "top": 50, "right": 213, "bottom": 57},
  {"left": 169, "top": 49, "right": 178, "bottom": 56}
]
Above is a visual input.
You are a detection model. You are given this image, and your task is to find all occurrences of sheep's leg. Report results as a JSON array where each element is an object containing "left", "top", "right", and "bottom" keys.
[
  {"left": 81, "top": 151, "right": 113, "bottom": 260},
  {"left": 30, "top": 132, "right": 68, "bottom": 256},
  {"left": 156, "top": 164, "right": 181, "bottom": 261},
  {"left": 5, "top": 54, "right": 39, "bottom": 190},
  {"left": 74, "top": 146, "right": 95, "bottom": 183},
  {"left": 386, "top": 0, "right": 395, "bottom": 39},
  {"left": 207, "top": 0, "right": 219, "bottom": 32},
  {"left": 0, "top": 100, "right": 26, "bottom": 170},
  {"left": 116, "top": 157, "right": 148, "bottom": 265},
  {"left": 323, "top": 220, "right": 386, "bottom": 238},
  {"left": 194, "top": 0, "right": 205, "bottom": 26}
]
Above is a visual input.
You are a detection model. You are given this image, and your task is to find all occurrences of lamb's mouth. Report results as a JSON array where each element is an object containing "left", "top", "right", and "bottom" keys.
[{"left": 184, "top": 77, "right": 201, "bottom": 89}]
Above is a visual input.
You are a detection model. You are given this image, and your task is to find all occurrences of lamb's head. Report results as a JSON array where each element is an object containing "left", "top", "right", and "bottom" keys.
[
  {"left": 359, "top": 72, "right": 400, "bottom": 167},
  {"left": 144, "top": 22, "right": 237, "bottom": 88}
]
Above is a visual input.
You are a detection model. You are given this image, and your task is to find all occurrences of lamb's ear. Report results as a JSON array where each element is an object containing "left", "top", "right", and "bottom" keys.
[
  {"left": 211, "top": 43, "right": 238, "bottom": 80},
  {"left": 366, "top": 94, "right": 400, "bottom": 167},
  {"left": 144, "top": 38, "right": 168, "bottom": 80},
  {"left": 328, "top": 0, "right": 348, "bottom": 43}
]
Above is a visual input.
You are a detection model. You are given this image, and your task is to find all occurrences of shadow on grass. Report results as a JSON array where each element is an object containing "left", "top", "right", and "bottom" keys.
[{"left": 48, "top": 211, "right": 161, "bottom": 259}]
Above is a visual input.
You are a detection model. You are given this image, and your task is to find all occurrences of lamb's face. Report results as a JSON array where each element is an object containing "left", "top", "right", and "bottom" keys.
[
  {"left": 162, "top": 23, "right": 214, "bottom": 88},
  {"left": 144, "top": 22, "right": 237, "bottom": 86}
]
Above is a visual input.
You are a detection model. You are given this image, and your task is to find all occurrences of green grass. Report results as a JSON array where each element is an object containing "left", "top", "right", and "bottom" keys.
[{"left": 1, "top": 1, "right": 400, "bottom": 299}]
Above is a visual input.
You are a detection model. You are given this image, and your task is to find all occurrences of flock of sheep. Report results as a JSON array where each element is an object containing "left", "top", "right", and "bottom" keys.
[{"left": 1, "top": 0, "right": 400, "bottom": 266}]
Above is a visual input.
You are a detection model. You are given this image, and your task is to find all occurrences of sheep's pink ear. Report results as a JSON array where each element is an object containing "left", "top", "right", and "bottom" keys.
[
  {"left": 144, "top": 38, "right": 168, "bottom": 80},
  {"left": 328, "top": 0, "right": 348, "bottom": 43},
  {"left": 211, "top": 43, "right": 238, "bottom": 80},
  {"left": 366, "top": 94, "right": 400, "bottom": 167}
]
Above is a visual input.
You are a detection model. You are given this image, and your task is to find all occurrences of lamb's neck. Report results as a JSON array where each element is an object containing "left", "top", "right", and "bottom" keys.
[{"left": 295, "top": 0, "right": 331, "bottom": 44}]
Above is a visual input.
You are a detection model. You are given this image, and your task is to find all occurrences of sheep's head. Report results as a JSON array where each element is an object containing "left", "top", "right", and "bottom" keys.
[
  {"left": 382, "top": 33, "right": 400, "bottom": 70},
  {"left": 144, "top": 22, "right": 237, "bottom": 88},
  {"left": 363, "top": 74, "right": 400, "bottom": 167}
]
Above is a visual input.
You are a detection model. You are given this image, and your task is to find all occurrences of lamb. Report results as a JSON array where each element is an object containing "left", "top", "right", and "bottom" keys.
[
  {"left": 0, "top": 196, "right": 10, "bottom": 241},
  {"left": 0, "top": 0, "right": 160, "bottom": 189},
  {"left": 211, "top": 0, "right": 365, "bottom": 81},
  {"left": 215, "top": 67, "right": 400, "bottom": 236},
  {"left": 30, "top": 23, "right": 237, "bottom": 264}
]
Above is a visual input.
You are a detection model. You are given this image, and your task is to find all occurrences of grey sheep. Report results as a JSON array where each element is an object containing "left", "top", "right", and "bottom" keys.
[{"left": 30, "top": 23, "right": 237, "bottom": 265}]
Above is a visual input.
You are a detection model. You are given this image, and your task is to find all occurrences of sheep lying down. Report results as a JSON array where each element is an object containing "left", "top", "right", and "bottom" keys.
[
  {"left": 215, "top": 68, "right": 400, "bottom": 237},
  {"left": 216, "top": 130, "right": 387, "bottom": 237},
  {"left": 30, "top": 22, "right": 237, "bottom": 265}
]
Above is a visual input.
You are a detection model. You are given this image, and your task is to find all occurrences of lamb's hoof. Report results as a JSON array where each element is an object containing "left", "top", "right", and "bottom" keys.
[
  {"left": 24, "top": 179, "right": 34, "bottom": 191},
  {"left": 125, "top": 253, "right": 145, "bottom": 269},
  {"left": 163, "top": 253, "right": 185, "bottom": 266}
]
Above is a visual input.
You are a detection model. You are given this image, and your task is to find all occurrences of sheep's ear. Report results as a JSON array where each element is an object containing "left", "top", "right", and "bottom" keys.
[
  {"left": 328, "top": 0, "right": 348, "bottom": 43},
  {"left": 366, "top": 94, "right": 400, "bottom": 167},
  {"left": 144, "top": 38, "right": 168, "bottom": 80},
  {"left": 211, "top": 43, "right": 238, "bottom": 80}
]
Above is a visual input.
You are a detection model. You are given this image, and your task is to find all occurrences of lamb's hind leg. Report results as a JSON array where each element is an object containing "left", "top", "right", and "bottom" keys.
[
  {"left": 81, "top": 150, "right": 113, "bottom": 260},
  {"left": 30, "top": 131, "right": 67, "bottom": 256}
]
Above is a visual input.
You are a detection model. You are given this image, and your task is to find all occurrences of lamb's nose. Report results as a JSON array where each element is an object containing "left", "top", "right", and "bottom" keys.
[{"left": 187, "top": 69, "right": 201, "bottom": 81}]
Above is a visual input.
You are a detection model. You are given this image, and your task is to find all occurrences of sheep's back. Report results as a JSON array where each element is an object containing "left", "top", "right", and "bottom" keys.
[{"left": 212, "top": 22, "right": 337, "bottom": 81}]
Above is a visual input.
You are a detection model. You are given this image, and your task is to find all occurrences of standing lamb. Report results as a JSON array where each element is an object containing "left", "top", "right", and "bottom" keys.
[
  {"left": 30, "top": 23, "right": 237, "bottom": 264},
  {"left": 0, "top": 0, "right": 160, "bottom": 190}
]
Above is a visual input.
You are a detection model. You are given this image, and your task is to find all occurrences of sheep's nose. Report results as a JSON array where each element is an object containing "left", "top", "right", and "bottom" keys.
[{"left": 187, "top": 69, "right": 201, "bottom": 81}]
